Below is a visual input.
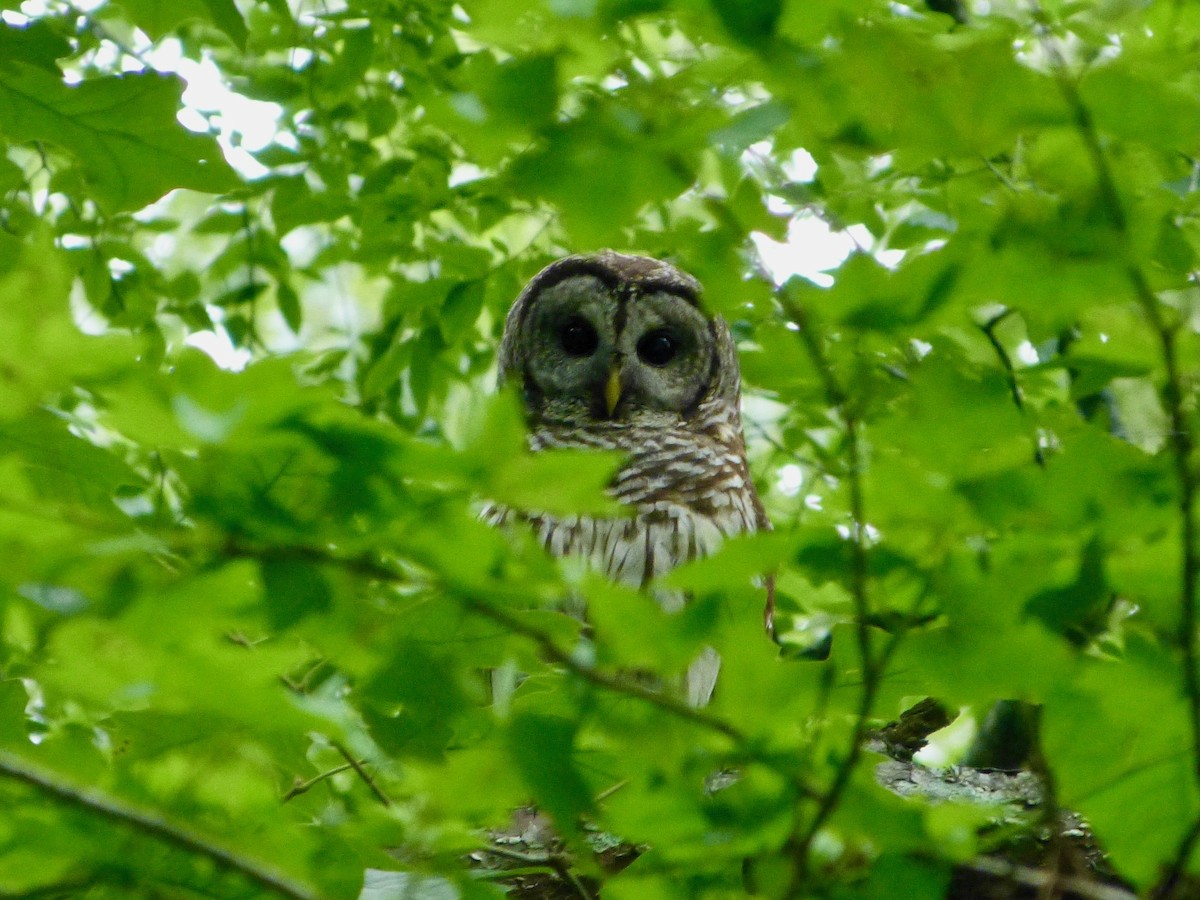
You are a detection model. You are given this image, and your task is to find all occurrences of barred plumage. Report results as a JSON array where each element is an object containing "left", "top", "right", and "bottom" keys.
[{"left": 490, "top": 251, "right": 769, "bottom": 705}]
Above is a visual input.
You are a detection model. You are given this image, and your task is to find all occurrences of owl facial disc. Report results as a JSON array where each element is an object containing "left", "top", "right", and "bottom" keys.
[{"left": 499, "top": 252, "right": 722, "bottom": 428}]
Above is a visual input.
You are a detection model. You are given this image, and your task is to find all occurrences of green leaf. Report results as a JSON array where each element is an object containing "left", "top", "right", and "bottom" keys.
[
  {"left": 1023, "top": 536, "right": 1109, "bottom": 640},
  {"left": 888, "top": 546, "right": 1075, "bottom": 709},
  {"left": 0, "top": 68, "right": 237, "bottom": 211},
  {"left": 873, "top": 341, "right": 1032, "bottom": 479},
  {"left": 0, "top": 236, "right": 136, "bottom": 419},
  {"left": 665, "top": 530, "right": 794, "bottom": 594},
  {"left": 781, "top": 251, "right": 963, "bottom": 335},
  {"left": 508, "top": 713, "right": 593, "bottom": 831},
  {"left": 270, "top": 175, "right": 351, "bottom": 236},
  {"left": 509, "top": 105, "right": 692, "bottom": 245},
  {"left": 487, "top": 448, "right": 624, "bottom": 516},
  {"left": 1080, "top": 66, "right": 1200, "bottom": 153},
  {"left": 363, "top": 642, "right": 472, "bottom": 759},
  {"left": 710, "top": 100, "right": 791, "bottom": 153},
  {"left": 0, "top": 21, "right": 70, "bottom": 73},
  {"left": 0, "top": 408, "right": 139, "bottom": 508},
  {"left": 450, "top": 389, "right": 624, "bottom": 515},
  {"left": 1043, "top": 638, "right": 1198, "bottom": 886},
  {"left": 115, "top": 0, "right": 248, "bottom": 47},
  {"left": 276, "top": 280, "right": 302, "bottom": 333},
  {"left": 438, "top": 280, "right": 486, "bottom": 343},
  {"left": 0, "top": 679, "right": 28, "bottom": 745},
  {"left": 833, "top": 854, "right": 951, "bottom": 900},
  {"left": 710, "top": 0, "right": 783, "bottom": 46},
  {"left": 260, "top": 558, "right": 333, "bottom": 629}
]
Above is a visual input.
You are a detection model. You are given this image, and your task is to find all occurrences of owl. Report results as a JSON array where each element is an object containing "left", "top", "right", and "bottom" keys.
[{"left": 489, "top": 251, "right": 770, "bottom": 705}]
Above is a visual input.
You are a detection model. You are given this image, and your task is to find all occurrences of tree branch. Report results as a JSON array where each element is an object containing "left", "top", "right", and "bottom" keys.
[
  {"left": 224, "top": 542, "right": 820, "bottom": 800},
  {"left": 457, "top": 595, "right": 747, "bottom": 744},
  {"left": 963, "top": 855, "right": 1137, "bottom": 900},
  {"left": 0, "top": 750, "right": 318, "bottom": 900}
]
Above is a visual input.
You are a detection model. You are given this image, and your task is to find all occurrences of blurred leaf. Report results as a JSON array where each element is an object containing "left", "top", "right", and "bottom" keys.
[
  {"left": 0, "top": 679, "right": 28, "bottom": 745},
  {"left": 510, "top": 104, "right": 692, "bottom": 245},
  {"left": 260, "top": 557, "right": 332, "bottom": 629},
  {"left": 874, "top": 340, "right": 1032, "bottom": 479},
  {"left": 1024, "top": 536, "right": 1109, "bottom": 641},
  {"left": 0, "top": 21, "right": 70, "bottom": 73},
  {"left": 832, "top": 853, "right": 951, "bottom": 900},
  {"left": 1044, "top": 638, "right": 1198, "bottom": 887},
  {"left": 487, "top": 448, "right": 624, "bottom": 516},
  {"left": 710, "top": 100, "right": 791, "bottom": 153},
  {"left": 0, "top": 408, "right": 139, "bottom": 507},
  {"left": 508, "top": 713, "right": 593, "bottom": 831},
  {"left": 115, "top": 0, "right": 248, "bottom": 47},
  {"left": 710, "top": 0, "right": 783, "bottom": 46},
  {"left": 363, "top": 642, "right": 471, "bottom": 759},
  {"left": 665, "top": 530, "right": 794, "bottom": 594},
  {"left": 0, "top": 236, "right": 136, "bottom": 419},
  {"left": 1081, "top": 66, "right": 1200, "bottom": 153}
]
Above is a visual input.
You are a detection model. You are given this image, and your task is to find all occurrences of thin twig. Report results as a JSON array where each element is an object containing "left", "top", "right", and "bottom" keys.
[
  {"left": 964, "top": 856, "right": 1137, "bottom": 900},
  {"left": 557, "top": 862, "right": 596, "bottom": 900},
  {"left": 978, "top": 310, "right": 1046, "bottom": 470},
  {"left": 983, "top": 156, "right": 1023, "bottom": 194},
  {"left": 280, "top": 761, "right": 357, "bottom": 803},
  {"left": 0, "top": 750, "right": 317, "bottom": 900},
  {"left": 459, "top": 595, "right": 747, "bottom": 744},
  {"left": 979, "top": 308, "right": 1026, "bottom": 412},
  {"left": 593, "top": 779, "right": 629, "bottom": 804},
  {"left": 330, "top": 741, "right": 391, "bottom": 807},
  {"left": 1163, "top": 817, "right": 1200, "bottom": 899},
  {"left": 777, "top": 298, "right": 889, "bottom": 890}
]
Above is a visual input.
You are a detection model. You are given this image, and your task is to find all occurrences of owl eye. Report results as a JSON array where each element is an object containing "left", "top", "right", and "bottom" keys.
[
  {"left": 637, "top": 329, "right": 678, "bottom": 367},
  {"left": 558, "top": 316, "right": 599, "bottom": 357}
]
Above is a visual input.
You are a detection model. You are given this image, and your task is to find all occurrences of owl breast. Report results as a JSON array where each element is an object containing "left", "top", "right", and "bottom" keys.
[{"left": 500, "top": 416, "right": 763, "bottom": 609}]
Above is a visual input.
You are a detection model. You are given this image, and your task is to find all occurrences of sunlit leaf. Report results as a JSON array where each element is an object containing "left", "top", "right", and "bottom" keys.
[{"left": 0, "top": 68, "right": 237, "bottom": 211}]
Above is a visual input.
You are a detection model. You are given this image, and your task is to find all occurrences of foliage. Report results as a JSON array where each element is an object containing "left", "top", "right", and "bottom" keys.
[{"left": 1, "top": 0, "right": 1199, "bottom": 897}]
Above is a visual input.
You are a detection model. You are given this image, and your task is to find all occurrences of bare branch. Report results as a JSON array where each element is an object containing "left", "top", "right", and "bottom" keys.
[{"left": 331, "top": 741, "right": 391, "bottom": 808}]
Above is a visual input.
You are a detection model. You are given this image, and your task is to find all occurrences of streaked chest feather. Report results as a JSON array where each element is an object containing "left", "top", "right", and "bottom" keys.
[{"left": 488, "top": 418, "right": 764, "bottom": 599}]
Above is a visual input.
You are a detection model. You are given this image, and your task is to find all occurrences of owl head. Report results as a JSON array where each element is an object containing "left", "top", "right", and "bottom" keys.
[{"left": 498, "top": 251, "right": 743, "bottom": 429}]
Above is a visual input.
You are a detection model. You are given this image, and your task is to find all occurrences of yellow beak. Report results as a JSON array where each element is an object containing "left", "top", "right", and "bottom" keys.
[{"left": 604, "top": 367, "right": 622, "bottom": 416}]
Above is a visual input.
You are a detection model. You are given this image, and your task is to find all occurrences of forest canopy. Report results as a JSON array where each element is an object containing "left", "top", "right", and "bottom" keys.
[{"left": 1, "top": 0, "right": 1199, "bottom": 897}]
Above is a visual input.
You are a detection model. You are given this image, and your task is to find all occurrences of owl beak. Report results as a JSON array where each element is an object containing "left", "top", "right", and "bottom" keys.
[{"left": 604, "top": 367, "right": 622, "bottom": 416}]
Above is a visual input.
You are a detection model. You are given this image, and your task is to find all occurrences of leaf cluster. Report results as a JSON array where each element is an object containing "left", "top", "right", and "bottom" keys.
[{"left": 1, "top": 0, "right": 1199, "bottom": 897}]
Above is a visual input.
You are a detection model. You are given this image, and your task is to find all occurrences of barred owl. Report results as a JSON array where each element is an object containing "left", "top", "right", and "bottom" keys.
[{"left": 490, "top": 251, "right": 770, "bottom": 705}]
